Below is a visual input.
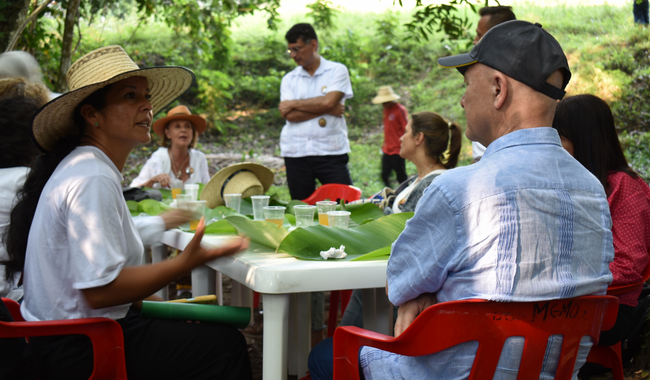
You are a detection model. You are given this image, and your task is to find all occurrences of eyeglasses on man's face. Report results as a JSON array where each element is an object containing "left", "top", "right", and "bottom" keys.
[{"left": 286, "top": 40, "right": 312, "bottom": 56}]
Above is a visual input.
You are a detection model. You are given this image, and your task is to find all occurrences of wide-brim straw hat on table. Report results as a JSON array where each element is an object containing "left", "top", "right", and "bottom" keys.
[
  {"left": 201, "top": 163, "right": 275, "bottom": 208},
  {"left": 371, "top": 86, "right": 400, "bottom": 104},
  {"left": 31, "top": 45, "right": 194, "bottom": 152},
  {"left": 152, "top": 104, "right": 207, "bottom": 137}
]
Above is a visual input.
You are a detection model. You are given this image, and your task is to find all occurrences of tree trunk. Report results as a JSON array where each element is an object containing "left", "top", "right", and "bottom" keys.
[
  {"left": 0, "top": 0, "right": 31, "bottom": 52},
  {"left": 54, "top": 0, "right": 81, "bottom": 93}
]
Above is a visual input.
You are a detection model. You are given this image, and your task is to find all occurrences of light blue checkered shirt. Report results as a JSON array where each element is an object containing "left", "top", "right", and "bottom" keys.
[{"left": 362, "top": 127, "right": 614, "bottom": 380}]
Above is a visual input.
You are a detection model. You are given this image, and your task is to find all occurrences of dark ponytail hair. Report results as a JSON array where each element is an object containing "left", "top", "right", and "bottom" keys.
[
  {"left": 410, "top": 111, "right": 462, "bottom": 169},
  {"left": 2, "top": 85, "right": 111, "bottom": 283},
  {"left": 552, "top": 94, "right": 636, "bottom": 195}
]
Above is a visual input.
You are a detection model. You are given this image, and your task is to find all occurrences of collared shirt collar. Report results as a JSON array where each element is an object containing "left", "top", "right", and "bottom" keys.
[
  {"left": 297, "top": 56, "right": 331, "bottom": 77},
  {"left": 481, "top": 127, "right": 561, "bottom": 161}
]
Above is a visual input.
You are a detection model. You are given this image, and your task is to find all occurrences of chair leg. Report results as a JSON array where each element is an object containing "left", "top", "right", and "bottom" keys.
[{"left": 585, "top": 342, "right": 624, "bottom": 380}]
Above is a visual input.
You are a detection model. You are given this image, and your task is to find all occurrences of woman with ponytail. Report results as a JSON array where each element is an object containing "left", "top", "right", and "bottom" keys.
[
  {"left": 2, "top": 46, "right": 252, "bottom": 379},
  {"left": 387, "top": 111, "right": 462, "bottom": 214}
]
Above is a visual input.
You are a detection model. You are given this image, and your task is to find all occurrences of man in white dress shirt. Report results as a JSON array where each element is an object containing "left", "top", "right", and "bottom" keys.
[{"left": 279, "top": 23, "right": 354, "bottom": 201}]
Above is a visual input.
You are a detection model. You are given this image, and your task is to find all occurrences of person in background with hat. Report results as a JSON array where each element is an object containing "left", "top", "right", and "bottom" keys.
[
  {"left": 470, "top": 5, "right": 516, "bottom": 163},
  {"left": 308, "top": 20, "right": 614, "bottom": 380},
  {"left": 3, "top": 45, "right": 252, "bottom": 379},
  {"left": 0, "top": 51, "right": 61, "bottom": 99},
  {"left": 372, "top": 86, "right": 409, "bottom": 187},
  {"left": 130, "top": 104, "right": 210, "bottom": 188},
  {"left": 279, "top": 23, "right": 354, "bottom": 201}
]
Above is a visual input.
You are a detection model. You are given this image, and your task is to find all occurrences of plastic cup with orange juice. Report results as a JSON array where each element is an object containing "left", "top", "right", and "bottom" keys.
[
  {"left": 316, "top": 201, "right": 337, "bottom": 226},
  {"left": 187, "top": 200, "right": 206, "bottom": 230},
  {"left": 170, "top": 179, "right": 183, "bottom": 199},
  {"left": 263, "top": 206, "right": 286, "bottom": 228}
]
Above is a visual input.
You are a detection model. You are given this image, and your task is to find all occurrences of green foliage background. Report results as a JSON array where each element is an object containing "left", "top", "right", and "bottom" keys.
[{"left": 19, "top": 1, "right": 650, "bottom": 197}]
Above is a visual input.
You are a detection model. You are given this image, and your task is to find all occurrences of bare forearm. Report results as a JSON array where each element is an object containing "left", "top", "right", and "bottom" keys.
[
  {"left": 291, "top": 96, "right": 338, "bottom": 114},
  {"left": 82, "top": 224, "right": 247, "bottom": 310},
  {"left": 285, "top": 109, "right": 321, "bottom": 123},
  {"left": 280, "top": 91, "right": 344, "bottom": 119},
  {"left": 82, "top": 255, "right": 193, "bottom": 309}
]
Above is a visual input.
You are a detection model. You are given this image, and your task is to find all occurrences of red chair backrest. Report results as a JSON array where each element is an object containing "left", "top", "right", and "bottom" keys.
[
  {"left": 333, "top": 296, "right": 619, "bottom": 380},
  {"left": 0, "top": 298, "right": 128, "bottom": 380},
  {"left": 302, "top": 184, "right": 362, "bottom": 205}
]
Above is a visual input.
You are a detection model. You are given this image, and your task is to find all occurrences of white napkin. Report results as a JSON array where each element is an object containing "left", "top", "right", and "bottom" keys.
[{"left": 320, "top": 245, "right": 347, "bottom": 260}]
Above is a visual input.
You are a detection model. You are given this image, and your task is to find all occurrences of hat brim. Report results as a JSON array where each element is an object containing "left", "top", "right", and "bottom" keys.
[
  {"left": 152, "top": 114, "right": 207, "bottom": 138},
  {"left": 437, "top": 53, "right": 478, "bottom": 75},
  {"left": 200, "top": 162, "right": 275, "bottom": 208},
  {"left": 371, "top": 94, "right": 400, "bottom": 104},
  {"left": 31, "top": 66, "right": 194, "bottom": 152}
]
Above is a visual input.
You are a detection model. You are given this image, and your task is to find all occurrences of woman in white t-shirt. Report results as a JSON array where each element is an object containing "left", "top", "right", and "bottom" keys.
[
  {"left": 130, "top": 105, "right": 210, "bottom": 188},
  {"left": 3, "top": 46, "right": 252, "bottom": 380}
]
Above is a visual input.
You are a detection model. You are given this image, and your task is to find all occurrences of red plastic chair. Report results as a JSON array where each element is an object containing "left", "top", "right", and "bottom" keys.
[
  {"left": 301, "top": 183, "right": 361, "bottom": 336},
  {"left": 301, "top": 184, "right": 362, "bottom": 205},
  {"left": 333, "top": 296, "right": 619, "bottom": 380},
  {"left": 0, "top": 298, "right": 128, "bottom": 380},
  {"left": 585, "top": 262, "right": 650, "bottom": 380}
]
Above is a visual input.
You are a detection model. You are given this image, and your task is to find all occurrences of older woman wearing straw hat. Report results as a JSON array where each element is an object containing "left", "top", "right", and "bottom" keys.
[
  {"left": 3, "top": 45, "right": 252, "bottom": 379},
  {"left": 130, "top": 105, "right": 210, "bottom": 188}
]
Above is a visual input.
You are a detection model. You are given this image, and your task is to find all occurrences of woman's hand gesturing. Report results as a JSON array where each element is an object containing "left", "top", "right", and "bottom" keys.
[{"left": 180, "top": 217, "right": 249, "bottom": 269}]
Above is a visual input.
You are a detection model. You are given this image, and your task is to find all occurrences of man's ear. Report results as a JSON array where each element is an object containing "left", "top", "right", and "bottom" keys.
[{"left": 492, "top": 72, "right": 509, "bottom": 110}]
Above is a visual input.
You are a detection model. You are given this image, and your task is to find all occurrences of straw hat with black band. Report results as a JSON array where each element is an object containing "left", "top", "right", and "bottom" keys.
[
  {"left": 152, "top": 104, "right": 207, "bottom": 138},
  {"left": 201, "top": 163, "right": 275, "bottom": 208},
  {"left": 372, "top": 86, "right": 401, "bottom": 104},
  {"left": 31, "top": 45, "right": 195, "bottom": 152}
]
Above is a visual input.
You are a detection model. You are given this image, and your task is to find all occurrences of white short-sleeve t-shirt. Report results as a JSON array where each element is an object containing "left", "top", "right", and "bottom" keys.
[
  {"left": 279, "top": 57, "right": 354, "bottom": 157},
  {"left": 22, "top": 146, "right": 144, "bottom": 321}
]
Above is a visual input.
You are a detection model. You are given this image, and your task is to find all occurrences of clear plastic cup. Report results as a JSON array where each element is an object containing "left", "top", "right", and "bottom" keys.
[
  {"left": 263, "top": 206, "right": 286, "bottom": 228},
  {"left": 327, "top": 210, "right": 351, "bottom": 229},
  {"left": 316, "top": 201, "right": 337, "bottom": 226},
  {"left": 171, "top": 179, "right": 183, "bottom": 199},
  {"left": 184, "top": 183, "right": 199, "bottom": 201},
  {"left": 251, "top": 195, "right": 270, "bottom": 221},
  {"left": 176, "top": 194, "right": 191, "bottom": 210},
  {"left": 223, "top": 193, "right": 242, "bottom": 213},
  {"left": 294, "top": 205, "right": 316, "bottom": 228},
  {"left": 187, "top": 200, "right": 206, "bottom": 231}
]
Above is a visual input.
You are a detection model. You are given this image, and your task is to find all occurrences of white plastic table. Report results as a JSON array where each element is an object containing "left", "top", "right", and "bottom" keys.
[{"left": 159, "top": 229, "right": 393, "bottom": 380}]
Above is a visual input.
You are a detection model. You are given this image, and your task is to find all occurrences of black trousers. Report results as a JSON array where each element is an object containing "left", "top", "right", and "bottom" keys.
[
  {"left": 284, "top": 154, "right": 353, "bottom": 201},
  {"left": 381, "top": 153, "right": 407, "bottom": 187},
  {"left": 30, "top": 306, "right": 252, "bottom": 380}
]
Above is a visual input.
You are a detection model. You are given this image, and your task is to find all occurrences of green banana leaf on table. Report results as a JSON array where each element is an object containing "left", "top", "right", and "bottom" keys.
[
  {"left": 277, "top": 212, "right": 413, "bottom": 261},
  {"left": 127, "top": 199, "right": 170, "bottom": 217},
  {"left": 126, "top": 198, "right": 411, "bottom": 261}
]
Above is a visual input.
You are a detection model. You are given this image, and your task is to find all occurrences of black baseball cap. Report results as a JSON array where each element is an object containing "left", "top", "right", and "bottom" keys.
[{"left": 438, "top": 20, "right": 571, "bottom": 100}]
